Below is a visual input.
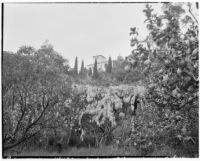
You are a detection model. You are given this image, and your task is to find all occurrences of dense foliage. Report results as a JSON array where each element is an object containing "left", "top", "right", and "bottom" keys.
[
  {"left": 64, "top": 84, "right": 147, "bottom": 147},
  {"left": 3, "top": 44, "right": 72, "bottom": 151},
  {"left": 126, "top": 3, "right": 198, "bottom": 156},
  {"left": 3, "top": 2, "right": 198, "bottom": 157}
]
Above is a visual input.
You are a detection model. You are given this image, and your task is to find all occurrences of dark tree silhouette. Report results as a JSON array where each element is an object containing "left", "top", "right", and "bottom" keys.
[
  {"left": 88, "top": 68, "right": 92, "bottom": 77},
  {"left": 74, "top": 56, "right": 78, "bottom": 75},
  {"left": 107, "top": 56, "right": 112, "bottom": 73},
  {"left": 79, "top": 60, "right": 86, "bottom": 78},
  {"left": 93, "top": 59, "right": 98, "bottom": 79}
]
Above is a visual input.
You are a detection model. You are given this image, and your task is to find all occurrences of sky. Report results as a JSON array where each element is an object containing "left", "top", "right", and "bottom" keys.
[{"left": 4, "top": 3, "right": 163, "bottom": 68}]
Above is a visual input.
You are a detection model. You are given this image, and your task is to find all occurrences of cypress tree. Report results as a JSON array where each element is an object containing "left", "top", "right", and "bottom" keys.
[
  {"left": 80, "top": 60, "right": 87, "bottom": 78},
  {"left": 74, "top": 56, "right": 78, "bottom": 75},
  {"left": 88, "top": 67, "right": 92, "bottom": 77},
  {"left": 93, "top": 59, "right": 98, "bottom": 79},
  {"left": 107, "top": 56, "right": 112, "bottom": 73},
  {"left": 80, "top": 60, "right": 84, "bottom": 75}
]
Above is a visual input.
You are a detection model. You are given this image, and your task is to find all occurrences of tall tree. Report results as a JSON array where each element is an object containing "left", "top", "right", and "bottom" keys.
[
  {"left": 112, "top": 56, "right": 127, "bottom": 82},
  {"left": 74, "top": 56, "right": 78, "bottom": 75},
  {"left": 80, "top": 60, "right": 84, "bottom": 73},
  {"left": 17, "top": 46, "right": 36, "bottom": 55},
  {"left": 93, "top": 59, "right": 98, "bottom": 79},
  {"left": 3, "top": 44, "right": 72, "bottom": 151},
  {"left": 88, "top": 68, "right": 92, "bottom": 77},
  {"left": 107, "top": 56, "right": 112, "bottom": 73},
  {"left": 126, "top": 3, "right": 198, "bottom": 154},
  {"left": 79, "top": 60, "right": 86, "bottom": 78}
]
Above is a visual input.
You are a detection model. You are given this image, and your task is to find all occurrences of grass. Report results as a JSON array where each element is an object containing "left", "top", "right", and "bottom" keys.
[
  {"left": 5, "top": 145, "right": 140, "bottom": 157},
  {"left": 4, "top": 144, "right": 198, "bottom": 157},
  {"left": 150, "top": 145, "right": 176, "bottom": 157}
]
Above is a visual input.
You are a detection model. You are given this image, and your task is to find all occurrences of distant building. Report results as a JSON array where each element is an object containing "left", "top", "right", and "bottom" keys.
[{"left": 87, "top": 55, "right": 107, "bottom": 71}]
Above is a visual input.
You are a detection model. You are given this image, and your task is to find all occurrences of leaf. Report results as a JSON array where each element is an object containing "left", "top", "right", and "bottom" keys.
[
  {"left": 169, "top": 38, "right": 176, "bottom": 45},
  {"left": 130, "top": 27, "right": 137, "bottom": 35},
  {"left": 192, "top": 48, "right": 198, "bottom": 56}
]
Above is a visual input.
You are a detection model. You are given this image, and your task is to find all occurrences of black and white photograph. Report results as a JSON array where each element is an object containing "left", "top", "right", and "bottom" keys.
[{"left": 1, "top": 1, "right": 199, "bottom": 158}]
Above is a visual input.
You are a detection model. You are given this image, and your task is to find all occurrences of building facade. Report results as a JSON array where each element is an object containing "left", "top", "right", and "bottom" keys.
[{"left": 87, "top": 55, "right": 107, "bottom": 71}]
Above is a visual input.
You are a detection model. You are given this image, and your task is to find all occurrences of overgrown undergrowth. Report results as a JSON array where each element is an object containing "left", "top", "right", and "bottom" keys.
[{"left": 5, "top": 142, "right": 199, "bottom": 158}]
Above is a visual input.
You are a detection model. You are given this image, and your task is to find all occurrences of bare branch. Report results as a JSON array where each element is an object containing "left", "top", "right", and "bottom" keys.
[
  {"left": 12, "top": 90, "right": 26, "bottom": 142},
  {"left": 23, "top": 98, "right": 50, "bottom": 135},
  {"left": 12, "top": 107, "right": 25, "bottom": 140},
  {"left": 23, "top": 96, "right": 59, "bottom": 136},
  {"left": 4, "top": 131, "right": 40, "bottom": 151},
  {"left": 183, "top": 69, "right": 198, "bottom": 82},
  {"left": 188, "top": 7, "right": 199, "bottom": 25},
  {"left": 177, "top": 96, "right": 198, "bottom": 110}
]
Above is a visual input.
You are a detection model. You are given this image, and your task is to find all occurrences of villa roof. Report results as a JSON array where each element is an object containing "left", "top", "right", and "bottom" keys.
[
  {"left": 93, "top": 55, "right": 106, "bottom": 59},
  {"left": 86, "top": 61, "right": 107, "bottom": 67}
]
